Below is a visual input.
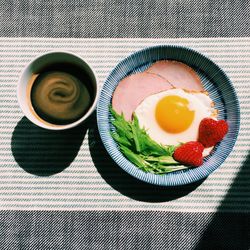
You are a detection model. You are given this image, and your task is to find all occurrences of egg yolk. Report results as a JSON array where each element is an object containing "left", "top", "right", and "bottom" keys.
[{"left": 155, "top": 95, "right": 195, "bottom": 133}]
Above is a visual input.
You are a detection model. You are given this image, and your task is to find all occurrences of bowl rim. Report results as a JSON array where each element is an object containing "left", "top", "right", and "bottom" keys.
[{"left": 97, "top": 44, "right": 240, "bottom": 186}]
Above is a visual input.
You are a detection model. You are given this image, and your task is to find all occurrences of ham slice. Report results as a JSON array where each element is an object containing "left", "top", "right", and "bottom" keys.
[
  {"left": 146, "top": 60, "right": 204, "bottom": 91},
  {"left": 112, "top": 72, "right": 172, "bottom": 121}
]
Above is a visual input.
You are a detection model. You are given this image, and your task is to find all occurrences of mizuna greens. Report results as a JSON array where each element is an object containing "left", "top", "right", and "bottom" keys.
[{"left": 110, "top": 107, "right": 188, "bottom": 174}]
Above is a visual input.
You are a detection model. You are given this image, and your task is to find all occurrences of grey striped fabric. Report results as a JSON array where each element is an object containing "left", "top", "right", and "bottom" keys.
[
  {"left": 0, "top": 37, "right": 249, "bottom": 212},
  {"left": 0, "top": 210, "right": 249, "bottom": 250},
  {"left": 0, "top": 0, "right": 249, "bottom": 38}
]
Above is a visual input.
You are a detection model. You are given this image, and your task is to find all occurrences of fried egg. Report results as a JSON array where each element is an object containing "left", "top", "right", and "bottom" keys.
[{"left": 134, "top": 89, "right": 217, "bottom": 146}]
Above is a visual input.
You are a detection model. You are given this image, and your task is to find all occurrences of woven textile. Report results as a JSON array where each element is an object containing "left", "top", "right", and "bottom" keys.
[
  {"left": 0, "top": 0, "right": 249, "bottom": 38},
  {"left": 0, "top": 37, "right": 249, "bottom": 213},
  {"left": 0, "top": 210, "right": 249, "bottom": 250}
]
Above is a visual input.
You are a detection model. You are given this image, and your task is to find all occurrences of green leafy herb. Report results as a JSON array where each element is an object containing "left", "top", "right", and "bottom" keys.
[{"left": 110, "top": 107, "right": 188, "bottom": 174}]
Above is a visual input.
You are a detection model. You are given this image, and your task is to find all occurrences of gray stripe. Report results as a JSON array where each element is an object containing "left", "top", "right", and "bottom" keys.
[
  {"left": 0, "top": 210, "right": 248, "bottom": 250},
  {"left": 0, "top": 0, "right": 250, "bottom": 38}
]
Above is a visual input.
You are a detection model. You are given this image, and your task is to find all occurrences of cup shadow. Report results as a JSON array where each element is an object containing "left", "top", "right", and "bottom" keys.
[
  {"left": 88, "top": 115, "right": 205, "bottom": 202},
  {"left": 11, "top": 116, "right": 88, "bottom": 176}
]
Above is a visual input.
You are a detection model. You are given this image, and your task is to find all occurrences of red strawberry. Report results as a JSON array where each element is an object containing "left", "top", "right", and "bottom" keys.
[
  {"left": 173, "top": 141, "right": 204, "bottom": 167},
  {"left": 198, "top": 118, "right": 228, "bottom": 148}
]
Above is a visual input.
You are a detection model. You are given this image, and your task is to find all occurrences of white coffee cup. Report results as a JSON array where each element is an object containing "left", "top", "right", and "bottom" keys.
[{"left": 17, "top": 51, "right": 99, "bottom": 130}]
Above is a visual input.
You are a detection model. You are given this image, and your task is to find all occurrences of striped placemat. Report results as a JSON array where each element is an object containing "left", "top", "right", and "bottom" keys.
[{"left": 0, "top": 37, "right": 249, "bottom": 212}]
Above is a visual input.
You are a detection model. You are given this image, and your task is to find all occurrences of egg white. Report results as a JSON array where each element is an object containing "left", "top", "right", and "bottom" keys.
[{"left": 134, "top": 89, "right": 216, "bottom": 146}]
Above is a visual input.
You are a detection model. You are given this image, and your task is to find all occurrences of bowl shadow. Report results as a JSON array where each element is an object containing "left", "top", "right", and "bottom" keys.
[
  {"left": 11, "top": 116, "right": 88, "bottom": 176},
  {"left": 88, "top": 115, "right": 205, "bottom": 202}
]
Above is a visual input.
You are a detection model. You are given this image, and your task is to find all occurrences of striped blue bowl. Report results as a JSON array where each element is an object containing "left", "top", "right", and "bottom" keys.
[{"left": 96, "top": 45, "right": 240, "bottom": 186}]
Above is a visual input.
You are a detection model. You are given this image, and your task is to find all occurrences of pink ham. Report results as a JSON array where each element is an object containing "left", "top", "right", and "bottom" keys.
[
  {"left": 146, "top": 60, "right": 204, "bottom": 91},
  {"left": 112, "top": 72, "right": 172, "bottom": 121}
]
